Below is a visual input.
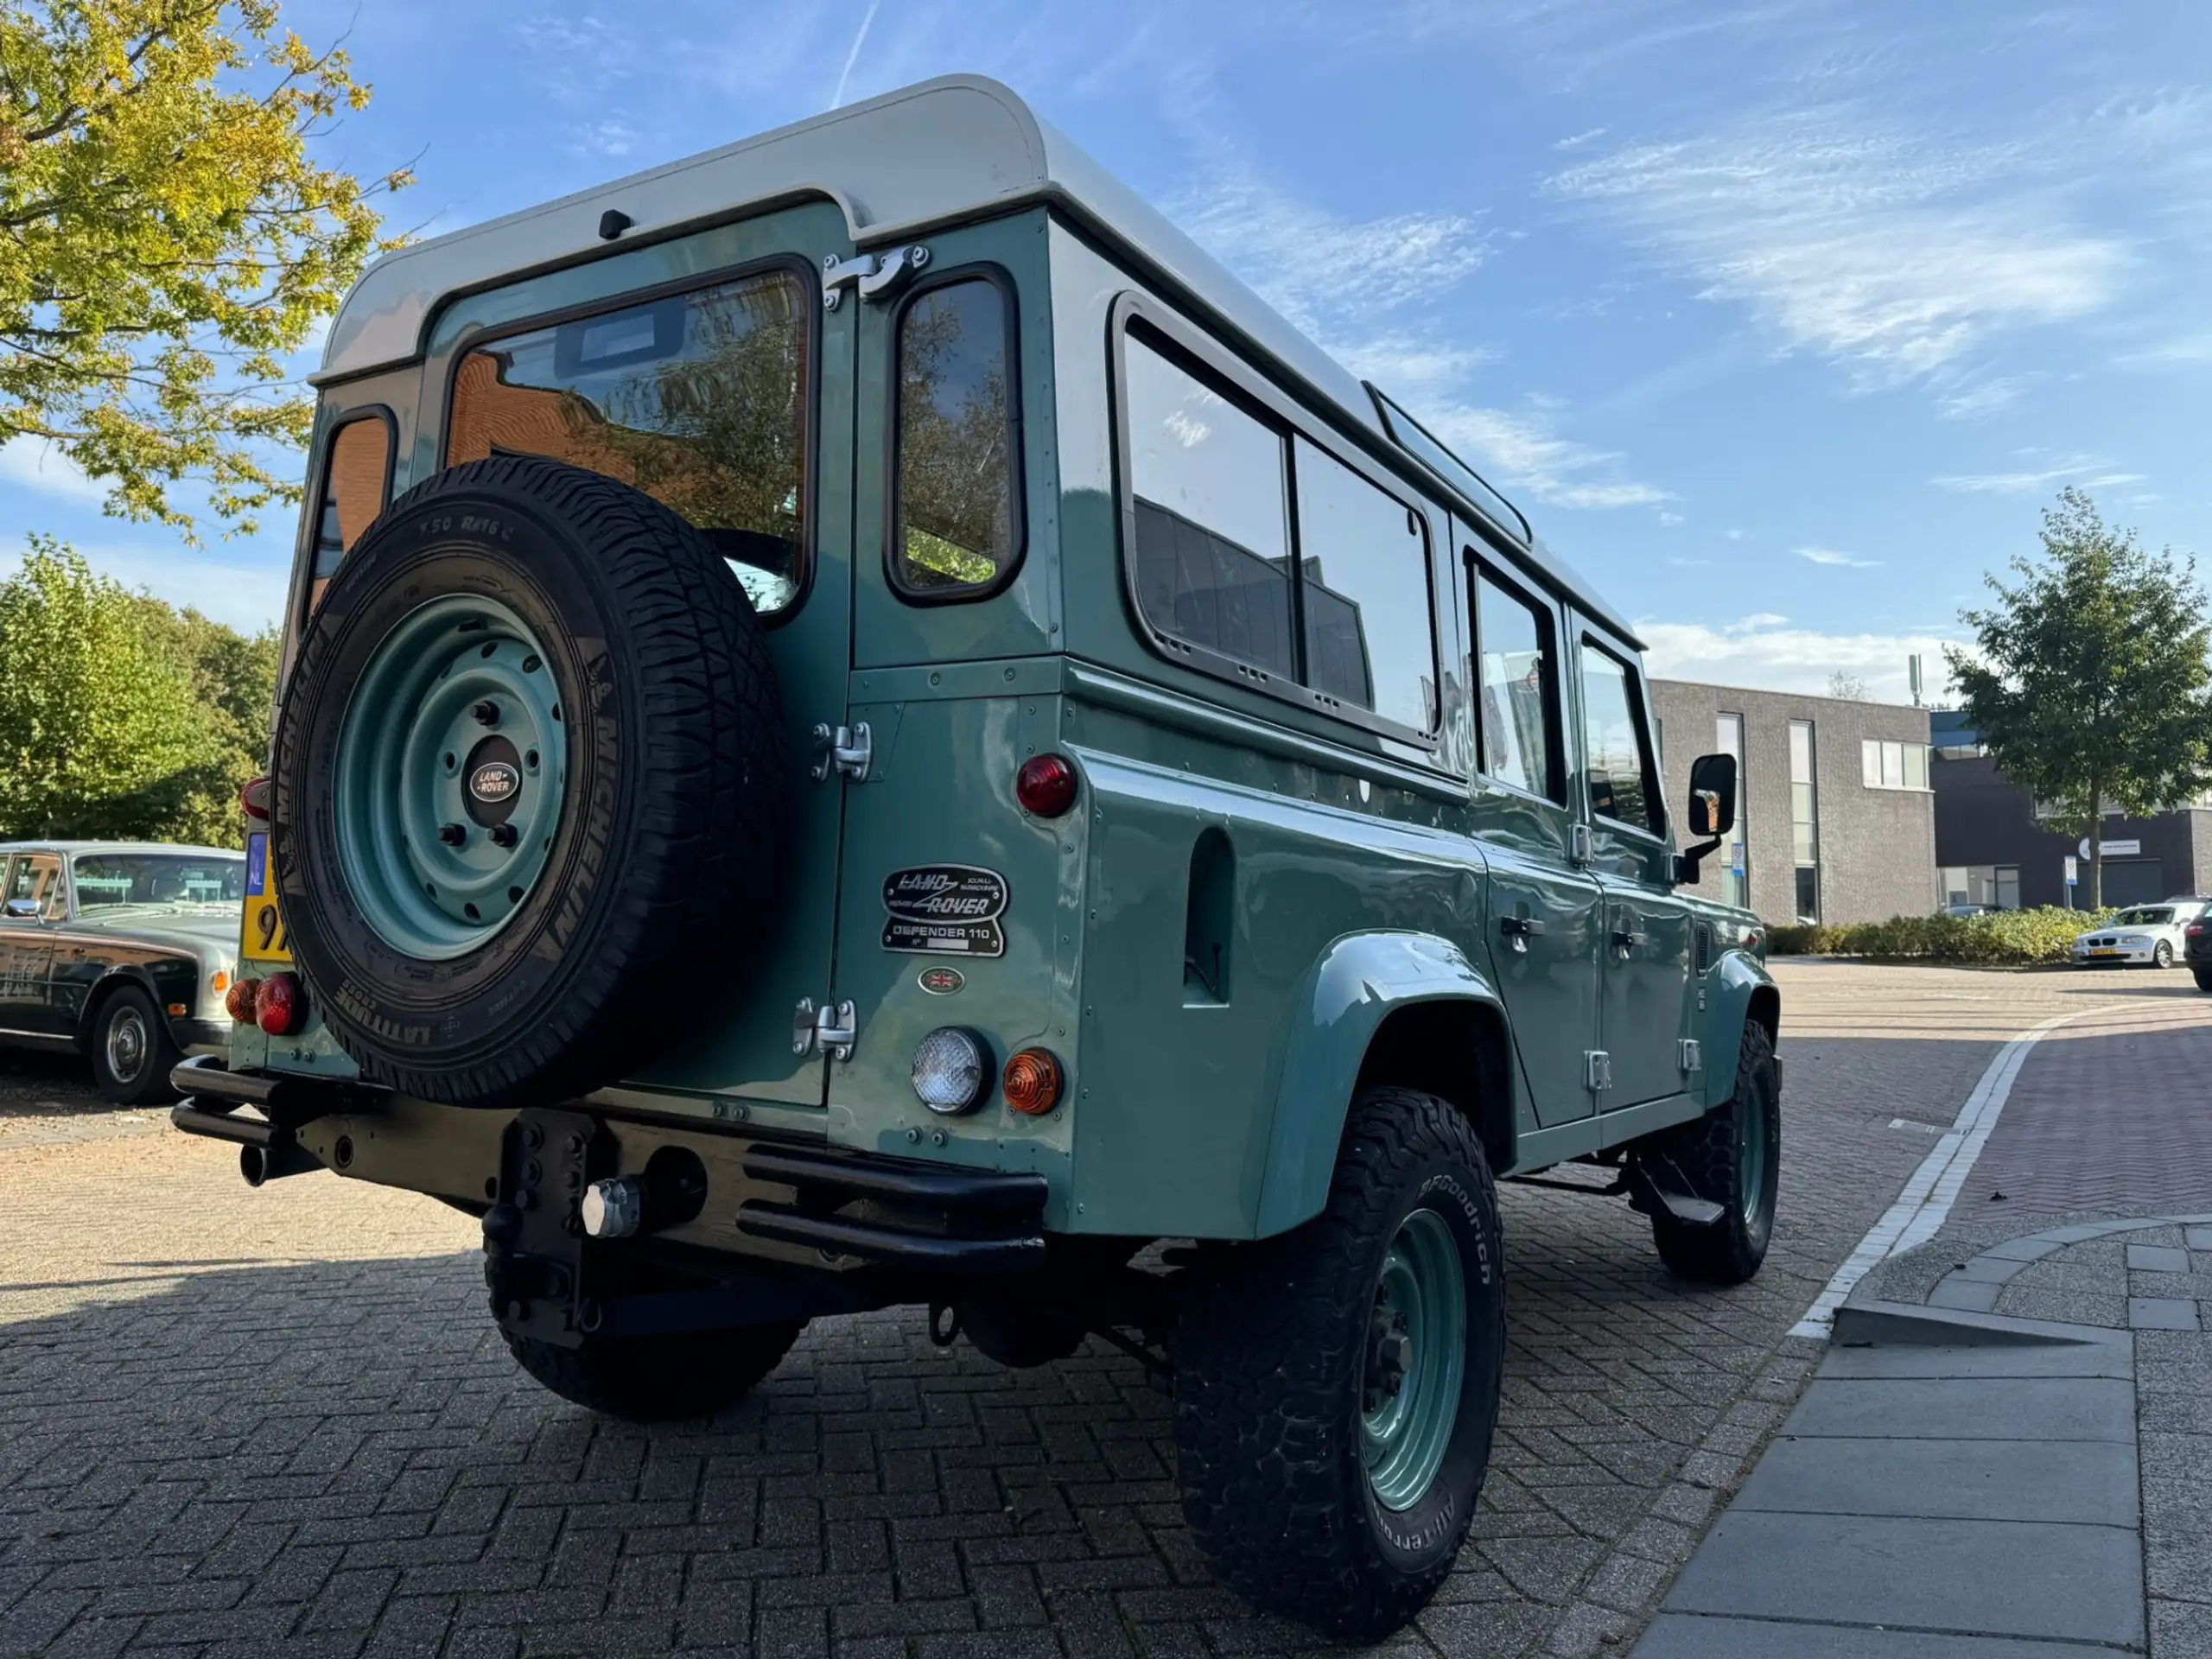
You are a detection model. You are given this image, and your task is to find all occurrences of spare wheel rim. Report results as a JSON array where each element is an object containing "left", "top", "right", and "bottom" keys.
[{"left": 333, "top": 594, "right": 569, "bottom": 961}]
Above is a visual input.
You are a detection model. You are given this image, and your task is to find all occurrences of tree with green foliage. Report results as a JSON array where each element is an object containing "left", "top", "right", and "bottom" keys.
[
  {"left": 1947, "top": 488, "right": 2212, "bottom": 906},
  {"left": 1, "top": 0, "right": 409, "bottom": 537},
  {"left": 0, "top": 538, "right": 273, "bottom": 841}
]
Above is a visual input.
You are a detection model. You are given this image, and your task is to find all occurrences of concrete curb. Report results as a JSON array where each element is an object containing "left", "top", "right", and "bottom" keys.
[{"left": 1832, "top": 1296, "right": 2113, "bottom": 1348}]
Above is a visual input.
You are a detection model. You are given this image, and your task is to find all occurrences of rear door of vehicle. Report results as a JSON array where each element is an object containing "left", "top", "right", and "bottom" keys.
[
  {"left": 1575, "top": 627, "right": 1694, "bottom": 1109},
  {"left": 423, "top": 201, "right": 861, "bottom": 1130},
  {"left": 1465, "top": 553, "right": 1604, "bottom": 1129}
]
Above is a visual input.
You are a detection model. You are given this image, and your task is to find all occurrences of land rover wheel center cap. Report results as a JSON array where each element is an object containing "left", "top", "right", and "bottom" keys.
[{"left": 332, "top": 594, "right": 569, "bottom": 961}]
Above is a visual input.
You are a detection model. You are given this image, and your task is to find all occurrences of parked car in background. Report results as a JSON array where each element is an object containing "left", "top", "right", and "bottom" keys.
[
  {"left": 0, "top": 842, "right": 244, "bottom": 1103},
  {"left": 1942, "top": 902, "right": 2000, "bottom": 917},
  {"left": 2184, "top": 908, "right": 2212, "bottom": 991},
  {"left": 2068, "top": 899, "right": 2212, "bottom": 969}
]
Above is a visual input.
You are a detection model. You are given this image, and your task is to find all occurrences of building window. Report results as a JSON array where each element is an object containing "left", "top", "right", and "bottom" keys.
[
  {"left": 1790, "top": 719, "right": 1820, "bottom": 923},
  {"left": 1941, "top": 865, "right": 2020, "bottom": 912},
  {"left": 1716, "top": 712, "right": 1746, "bottom": 908},
  {"left": 1860, "top": 739, "right": 1931, "bottom": 791}
]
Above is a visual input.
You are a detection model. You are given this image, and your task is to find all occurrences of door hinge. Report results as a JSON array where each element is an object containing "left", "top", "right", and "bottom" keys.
[
  {"left": 1586, "top": 1050, "right": 1612, "bottom": 1093},
  {"left": 821, "top": 245, "right": 930, "bottom": 309},
  {"left": 1679, "top": 1038, "right": 1702, "bottom": 1073},
  {"left": 810, "top": 721, "right": 873, "bottom": 783},
  {"left": 791, "top": 997, "right": 858, "bottom": 1062}
]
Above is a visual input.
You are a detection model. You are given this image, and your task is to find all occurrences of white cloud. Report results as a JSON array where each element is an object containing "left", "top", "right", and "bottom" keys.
[
  {"left": 1551, "top": 110, "right": 2130, "bottom": 390},
  {"left": 1416, "top": 399, "right": 1675, "bottom": 510},
  {"left": 569, "top": 120, "right": 639, "bottom": 158},
  {"left": 1555, "top": 126, "right": 1609, "bottom": 149},
  {"left": 1929, "top": 454, "right": 2143, "bottom": 495},
  {"left": 1641, "top": 612, "right": 1961, "bottom": 701},
  {"left": 1936, "top": 374, "right": 2032, "bottom": 420},
  {"left": 1796, "top": 546, "right": 1880, "bottom": 568},
  {"left": 1176, "top": 171, "right": 1491, "bottom": 336},
  {"left": 0, "top": 438, "right": 110, "bottom": 507}
]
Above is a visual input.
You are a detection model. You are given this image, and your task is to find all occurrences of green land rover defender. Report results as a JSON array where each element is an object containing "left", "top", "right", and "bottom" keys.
[{"left": 179, "top": 76, "right": 1780, "bottom": 1637}]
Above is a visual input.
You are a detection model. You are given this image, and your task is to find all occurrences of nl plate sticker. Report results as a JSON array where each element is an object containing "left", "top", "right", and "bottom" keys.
[{"left": 882, "top": 864, "right": 1007, "bottom": 958}]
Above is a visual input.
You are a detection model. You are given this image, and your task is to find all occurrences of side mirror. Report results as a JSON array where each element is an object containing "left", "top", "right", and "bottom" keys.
[
  {"left": 3, "top": 898, "right": 41, "bottom": 920},
  {"left": 1673, "top": 753, "right": 1738, "bottom": 886},
  {"left": 1687, "top": 753, "right": 1738, "bottom": 837}
]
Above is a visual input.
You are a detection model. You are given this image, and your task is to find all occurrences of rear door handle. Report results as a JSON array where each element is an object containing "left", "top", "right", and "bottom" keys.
[
  {"left": 1499, "top": 915, "right": 1545, "bottom": 952},
  {"left": 1611, "top": 929, "right": 1643, "bottom": 956}
]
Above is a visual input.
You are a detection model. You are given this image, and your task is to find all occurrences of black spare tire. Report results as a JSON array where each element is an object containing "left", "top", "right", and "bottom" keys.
[{"left": 271, "top": 457, "right": 788, "bottom": 1108}]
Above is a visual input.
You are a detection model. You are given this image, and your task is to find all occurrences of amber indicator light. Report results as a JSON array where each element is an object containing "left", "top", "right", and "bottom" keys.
[
  {"left": 1014, "top": 753, "right": 1078, "bottom": 817},
  {"left": 1002, "top": 1047, "right": 1063, "bottom": 1116},
  {"left": 226, "top": 979, "right": 261, "bottom": 1024}
]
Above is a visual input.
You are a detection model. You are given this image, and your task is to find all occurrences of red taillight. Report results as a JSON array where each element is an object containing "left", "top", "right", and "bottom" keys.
[
  {"left": 2190, "top": 924, "right": 2205, "bottom": 937},
  {"left": 226, "top": 978, "right": 261, "bottom": 1023},
  {"left": 1015, "top": 753, "right": 1078, "bottom": 817},
  {"left": 240, "top": 775, "right": 271, "bottom": 821},
  {"left": 1002, "top": 1047, "right": 1063, "bottom": 1116},
  {"left": 257, "top": 972, "right": 305, "bottom": 1036}
]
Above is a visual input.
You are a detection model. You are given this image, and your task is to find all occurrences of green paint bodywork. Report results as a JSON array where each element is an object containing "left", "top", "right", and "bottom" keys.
[{"left": 265, "top": 186, "right": 1776, "bottom": 1246}]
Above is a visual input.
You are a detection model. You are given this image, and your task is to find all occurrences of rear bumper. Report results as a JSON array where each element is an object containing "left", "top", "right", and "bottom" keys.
[{"left": 168, "top": 1057, "right": 1048, "bottom": 1275}]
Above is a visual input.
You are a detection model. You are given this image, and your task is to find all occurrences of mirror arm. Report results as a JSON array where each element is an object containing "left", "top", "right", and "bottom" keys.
[{"left": 1673, "top": 836, "right": 1724, "bottom": 886}]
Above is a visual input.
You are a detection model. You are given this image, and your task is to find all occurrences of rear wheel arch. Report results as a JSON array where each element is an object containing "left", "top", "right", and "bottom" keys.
[{"left": 1355, "top": 999, "right": 1516, "bottom": 1178}]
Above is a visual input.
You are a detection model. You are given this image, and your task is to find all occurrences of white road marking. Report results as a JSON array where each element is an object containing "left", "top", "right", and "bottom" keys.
[{"left": 1790, "top": 1006, "right": 2108, "bottom": 1338}]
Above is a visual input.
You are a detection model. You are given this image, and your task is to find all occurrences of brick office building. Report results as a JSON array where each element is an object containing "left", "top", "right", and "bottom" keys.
[{"left": 1649, "top": 680, "right": 1937, "bottom": 926}]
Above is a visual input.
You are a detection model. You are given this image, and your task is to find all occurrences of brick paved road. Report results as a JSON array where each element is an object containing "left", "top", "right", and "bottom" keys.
[{"left": 3, "top": 964, "right": 2207, "bottom": 1659}]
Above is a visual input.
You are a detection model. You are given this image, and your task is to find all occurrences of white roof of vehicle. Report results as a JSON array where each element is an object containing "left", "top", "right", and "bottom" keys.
[{"left": 317, "top": 74, "right": 1639, "bottom": 644}]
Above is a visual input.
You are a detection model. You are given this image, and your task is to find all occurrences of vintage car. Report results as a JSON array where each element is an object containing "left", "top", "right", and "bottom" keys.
[
  {"left": 0, "top": 841, "right": 242, "bottom": 1103},
  {"left": 172, "top": 77, "right": 1777, "bottom": 1638}
]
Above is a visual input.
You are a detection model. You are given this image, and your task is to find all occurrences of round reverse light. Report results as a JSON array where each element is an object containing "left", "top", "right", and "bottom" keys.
[
  {"left": 1015, "top": 753, "right": 1078, "bottom": 817},
  {"left": 912, "top": 1027, "right": 988, "bottom": 1116},
  {"left": 257, "top": 972, "right": 307, "bottom": 1037},
  {"left": 1002, "top": 1047, "right": 1063, "bottom": 1116}
]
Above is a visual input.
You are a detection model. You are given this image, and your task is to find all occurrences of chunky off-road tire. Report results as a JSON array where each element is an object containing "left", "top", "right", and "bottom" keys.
[
  {"left": 1173, "top": 1088, "right": 1506, "bottom": 1640},
  {"left": 1645, "top": 1022, "right": 1780, "bottom": 1285},
  {"left": 89, "top": 985, "right": 181, "bottom": 1106},
  {"left": 2152, "top": 941, "right": 2174, "bottom": 969},
  {"left": 272, "top": 457, "right": 787, "bottom": 1109},
  {"left": 504, "top": 1324, "right": 804, "bottom": 1421},
  {"left": 2194, "top": 965, "right": 2212, "bottom": 994}
]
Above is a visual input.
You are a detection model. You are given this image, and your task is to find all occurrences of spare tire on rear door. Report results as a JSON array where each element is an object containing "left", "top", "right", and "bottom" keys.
[{"left": 271, "top": 456, "right": 789, "bottom": 1109}]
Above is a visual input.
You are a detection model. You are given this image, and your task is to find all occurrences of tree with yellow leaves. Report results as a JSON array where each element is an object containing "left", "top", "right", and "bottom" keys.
[{"left": 0, "top": 1, "right": 410, "bottom": 536}]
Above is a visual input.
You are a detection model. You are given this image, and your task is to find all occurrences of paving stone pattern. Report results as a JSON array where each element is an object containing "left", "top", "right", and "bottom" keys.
[{"left": 1, "top": 964, "right": 2206, "bottom": 1659}]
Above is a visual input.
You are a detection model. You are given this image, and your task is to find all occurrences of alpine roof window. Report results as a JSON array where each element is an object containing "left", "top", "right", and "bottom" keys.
[
  {"left": 1122, "top": 316, "right": 1440, "bottom": 740},
  {"left": 893, "top": 273, "right": 1021, "bottom": 598},
  {"left": 447, "top": 267, "right": 810, "bottom": 618}
]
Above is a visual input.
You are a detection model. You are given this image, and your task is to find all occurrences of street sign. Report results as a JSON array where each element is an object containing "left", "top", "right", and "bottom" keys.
[
  {"left": 2078, "top": 838, "right": 2142, "bottom": 859},
  {"left": 2064, "top": 855, "right": 2077, "bottom": 888}
]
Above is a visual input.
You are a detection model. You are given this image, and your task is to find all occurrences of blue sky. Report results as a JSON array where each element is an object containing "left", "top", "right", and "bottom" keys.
[{"left": 4, "top": 0, "right": 2207, "bottom": 700}]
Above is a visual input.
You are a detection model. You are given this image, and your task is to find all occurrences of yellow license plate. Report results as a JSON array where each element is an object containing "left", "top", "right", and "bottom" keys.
[
  {"left": 242, "top": 832, "right": 291, "bottom": 963},
  {"left": 2091, "top": 948, "right": 2118, "bottom": 957}
]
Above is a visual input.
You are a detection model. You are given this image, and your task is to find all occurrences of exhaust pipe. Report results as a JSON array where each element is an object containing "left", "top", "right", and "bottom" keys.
[{"left": 240, "top": 1138, "right": 321, "bottom": 1186}]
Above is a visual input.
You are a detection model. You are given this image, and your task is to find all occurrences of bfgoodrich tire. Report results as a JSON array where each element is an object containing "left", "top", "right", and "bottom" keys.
[
  {"left": 1173, "top": 1088, "right": 1506, "bottom": 1640},
  {"left": 1643, "top": 1022, "right": 1781, "bottom": 1285},
  {"left": 271, "top": 457, "right": 787, "bottom": 1109},
  {"left": 504, "top": 1324, "right": 804, "bottom": 1421}
]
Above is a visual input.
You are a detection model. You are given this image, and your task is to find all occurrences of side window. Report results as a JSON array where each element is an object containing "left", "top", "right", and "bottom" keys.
[
  {"left": 1580, "top": 640, "right": 1662, "bottom": 835},
  {"left": 308, "top": 416, "right": 391, "bottom": 612},
  {"left": 448, "top": 269, "right": 810, "bottom": 616},
  {"left": 894, "top": 275, "right": 1020, "bottom": 596},
  {"left": 1292, "top": 438, "right": 1437, "bottom": 730},
  {"left": 10, "top": 855, "right": 64, "bottom": 920},
  {"left": 1472, "top": 568, "right": 1558, "bottom": 801},
  {"left": 1125, "top": 331, "right": 1295, "bottom": 680}
]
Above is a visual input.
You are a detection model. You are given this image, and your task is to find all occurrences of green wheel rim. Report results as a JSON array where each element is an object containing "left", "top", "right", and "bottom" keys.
[
  {"left": 1739, "top": 1085, "right": 1769, "bottom": 1220},
  {"left": 334, "top": 595, "right": 568, "bottom": 960},
  {"left": 1361, "top": 1206, "right": 1467, "bottom": 1512}
]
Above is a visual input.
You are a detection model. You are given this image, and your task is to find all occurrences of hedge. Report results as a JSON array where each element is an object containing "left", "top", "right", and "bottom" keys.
[{"left": 1765, "top": 906, "right": 2113, "bottom": 966}]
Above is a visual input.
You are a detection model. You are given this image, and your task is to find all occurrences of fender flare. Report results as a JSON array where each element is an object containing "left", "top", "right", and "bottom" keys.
[
  {"left": 1700, "top": 949, "right": 1779, "bottom": 1105},
  {"left": 1252, "top": 931, "right": 1508, "bottom": 1237}
]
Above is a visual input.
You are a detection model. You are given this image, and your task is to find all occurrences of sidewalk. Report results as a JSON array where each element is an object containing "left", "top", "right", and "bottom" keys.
[{"left": 1634, "top": 992, "right": 2212, "bottom": 1659}]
